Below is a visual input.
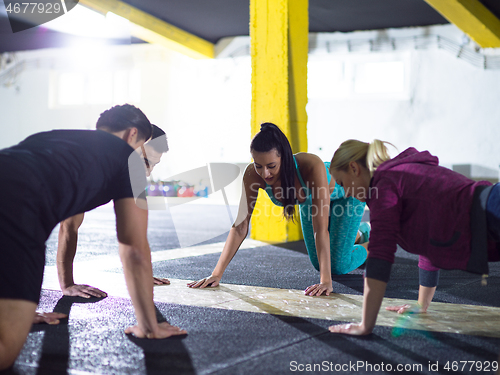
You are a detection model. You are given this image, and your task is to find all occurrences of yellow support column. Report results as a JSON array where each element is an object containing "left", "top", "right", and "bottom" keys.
[
  {"left": 249, "top": 0, "right": 308, "bottom": 243},
  {"left": 424, "top": 0, "right": 500, "bottom": 48}
]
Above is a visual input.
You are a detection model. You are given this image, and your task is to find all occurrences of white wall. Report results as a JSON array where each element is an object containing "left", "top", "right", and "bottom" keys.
[
  {"left": 1, "top": 23, "right": 499, "bottom": 180},
  {"left": 308, "top": 48, "right": 500, "bottom": 171},
  {"left": 159, "top": 52, "right": 251, "bottom": 178},
  {"left": 307, "top": 25, "right": 500, "bottom": 173},
  {"left": 0, "top": 44, "right": 252, "bottom": 181}
]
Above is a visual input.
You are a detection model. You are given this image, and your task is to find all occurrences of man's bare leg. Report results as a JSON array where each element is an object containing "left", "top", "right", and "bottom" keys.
[{"left": 0, "top": 299, "right": 37, "bottom": 371}]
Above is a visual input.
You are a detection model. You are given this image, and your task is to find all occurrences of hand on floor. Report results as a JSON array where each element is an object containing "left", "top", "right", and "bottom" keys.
[
  {"left": 153, "top": 277, "right": 171, "bottom": 285},
  {"left": 33, "top": 312, "right": 68, "bottom": 325},
  {"left": 186, "top": 275, "right": 220, "bottom": 288},
  {"left": 125, "top": 322, "right": 187, "bottom": 338},
  {"left": 62, "top": 284, "right": 107, "bottom": 299},
  {"left": 304, "top": 282, "right": 333, "bottom": 296}
]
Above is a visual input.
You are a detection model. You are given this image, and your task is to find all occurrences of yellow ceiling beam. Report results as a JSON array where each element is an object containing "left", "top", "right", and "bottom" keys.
[
  {"left": 79, "top": 0, "right": 214, "bottom": 59},
  {"left": 424, "top": 0, "right": 500, "bottom": 48}
]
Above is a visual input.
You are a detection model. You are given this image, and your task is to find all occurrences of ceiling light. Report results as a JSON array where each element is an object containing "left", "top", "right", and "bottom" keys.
[{"left": 42, "top": 4, "right": 130, "bottom": 39}]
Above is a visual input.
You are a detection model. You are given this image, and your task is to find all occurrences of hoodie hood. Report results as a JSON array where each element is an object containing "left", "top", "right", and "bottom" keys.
[{"left": 376, "top": 147, "right": 439, "bottom": 172}]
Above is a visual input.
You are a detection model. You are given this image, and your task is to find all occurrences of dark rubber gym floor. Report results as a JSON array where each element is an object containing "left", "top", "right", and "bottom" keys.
[{"left": 4, "top": 203, "right": 500, "bottom": 374}]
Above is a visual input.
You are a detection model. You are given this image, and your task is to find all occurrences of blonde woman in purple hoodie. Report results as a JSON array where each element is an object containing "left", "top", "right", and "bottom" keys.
[{"left": 327, "top": 139, "right": 500, "bottom": 336}]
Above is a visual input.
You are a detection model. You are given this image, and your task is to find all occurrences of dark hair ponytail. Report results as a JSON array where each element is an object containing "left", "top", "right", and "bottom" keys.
[{"left": 250, "top": 122, "right": 296, "bottom": 220}]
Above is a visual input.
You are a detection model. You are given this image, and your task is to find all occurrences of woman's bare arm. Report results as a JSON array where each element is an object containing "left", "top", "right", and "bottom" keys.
[
  {"left": 187, "top": 165, "right": 263, "bottom": 288},
  {"left": 297, "top": 154, "right": 334, "bottom": 296}
]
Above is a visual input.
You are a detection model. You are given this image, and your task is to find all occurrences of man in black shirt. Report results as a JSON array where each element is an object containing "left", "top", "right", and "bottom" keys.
[
  {"left": 0, "top": 104, "right": 186, "bottom": 371},
  {"left": 56, "top": 125, "right": 171, "bottom": 300}
]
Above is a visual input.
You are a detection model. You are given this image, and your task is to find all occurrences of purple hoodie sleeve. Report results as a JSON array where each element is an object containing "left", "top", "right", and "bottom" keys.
[
  {"left": 367, "top": 178, "right": 401, "bottom": 262},
  {"left": 365, "top": 179, "right": 401, "bottom": 282},
  {"left": 365, "top": 177, "right": 401, "bottom": 282}
]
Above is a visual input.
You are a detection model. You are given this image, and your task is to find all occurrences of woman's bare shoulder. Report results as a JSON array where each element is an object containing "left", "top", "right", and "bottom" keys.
[
  {"left": 242, "top": 163, "right": 265, "bottom": 189},
  {"left": 294, "top": 152, "right": 324, "bottom": 169},
  {"left": 294, "top": 153, "right": 327, "bottom": 183}
]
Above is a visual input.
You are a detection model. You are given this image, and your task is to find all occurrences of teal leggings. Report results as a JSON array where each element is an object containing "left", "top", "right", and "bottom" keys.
[{"left": 299, "top": 183, "right": 367, "bottom": 275}]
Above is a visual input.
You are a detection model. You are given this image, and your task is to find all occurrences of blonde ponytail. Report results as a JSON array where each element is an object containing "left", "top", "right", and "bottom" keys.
[
  {"left": 366, "top": 140, "right": 392, "bottom": 174},
  {"left": 330, "top": 139, "right": 393, "bottom": 176}
]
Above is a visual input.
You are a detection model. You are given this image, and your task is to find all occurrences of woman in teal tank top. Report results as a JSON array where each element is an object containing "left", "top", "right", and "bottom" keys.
[{"left": 188, "top": 123, "right": 369, "bottom": 296}]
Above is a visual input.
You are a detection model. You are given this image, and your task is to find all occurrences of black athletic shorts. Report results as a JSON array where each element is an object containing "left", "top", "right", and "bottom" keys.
[{"left": 0, "top": 158, "right": 50, "bottom": 304}]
